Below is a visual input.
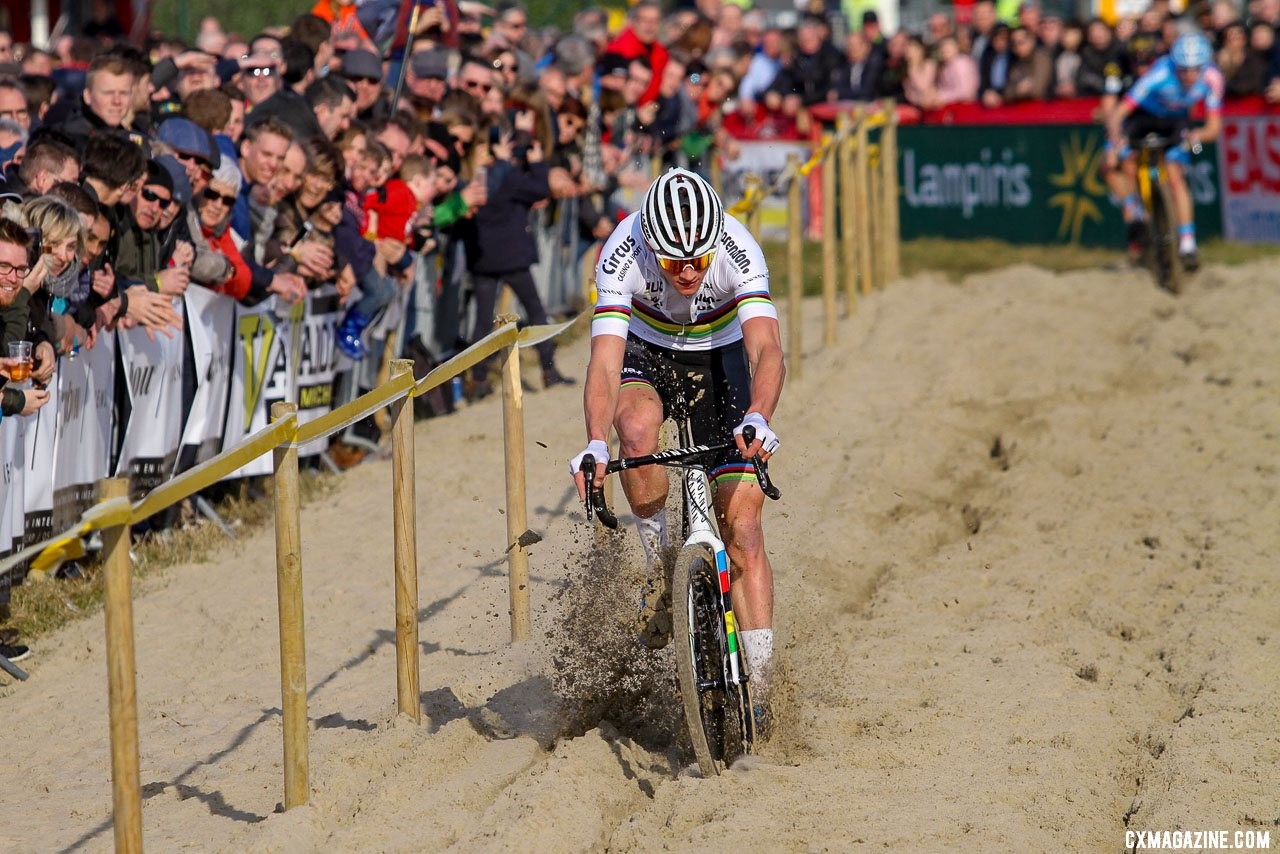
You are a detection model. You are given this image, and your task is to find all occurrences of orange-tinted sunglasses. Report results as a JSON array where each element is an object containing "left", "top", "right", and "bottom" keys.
[{"left": 656, "top": 250, "right": 715, "bottom": 274}]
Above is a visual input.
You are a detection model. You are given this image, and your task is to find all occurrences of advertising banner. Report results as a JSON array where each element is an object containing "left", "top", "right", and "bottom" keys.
[
  {"left": 52, "top": 334, "right": 116, "bottom": 531},
  {"left": 115, "top": 298, "right": 186, "bottom": 498},
  {"left": 291, "top": 286, "right": 340, "bottom": 459},
  {"left": 1217, "top": 115, "right": 1280, "bottom": 242},
  {"left": 181, "top": 285, "right": 236, "bottom": 467},
  {"left": 722, "top": 140, "right": 813, "bottom": 238},
  {"left": 22, "top": 371, "right": 58, "bottom": 548},
  {"left": 0, "top": 412, "right": 24, "bottom": 557},
  {"left": 224, "top": 298, "right": 288, "bottom": 480},
  {"left": 897, "top": 124, "right": 1222, "bottom": 246}
]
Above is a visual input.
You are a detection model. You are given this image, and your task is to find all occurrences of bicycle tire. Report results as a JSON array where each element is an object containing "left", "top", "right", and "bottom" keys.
[
  {"left": 1150, "top": 179, "right": 1184, "bottom": 295},
  {"left": 672, "top": 543, "right": 748, "bottom": 776}
]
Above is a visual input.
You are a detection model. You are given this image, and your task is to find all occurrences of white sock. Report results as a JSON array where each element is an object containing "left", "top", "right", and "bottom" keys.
[
  {"left": 634, "top": 511, "right": 668, "bottom": 569},
  {"left": 1179, "top": 233, "right": 1197, "bottom": 253},
  {"left": 741, "top": 628, "right": 774, "bottom": 688}
]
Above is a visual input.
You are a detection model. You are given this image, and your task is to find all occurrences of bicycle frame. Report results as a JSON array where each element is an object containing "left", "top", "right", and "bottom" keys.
[{"left": 581, "top": 425, "right": 779, "bottom": 694}]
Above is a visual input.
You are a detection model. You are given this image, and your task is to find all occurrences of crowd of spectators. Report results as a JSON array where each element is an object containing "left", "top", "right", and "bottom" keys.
[{"left": 0, "top": 0, "right": 1277, "bottom": 660}]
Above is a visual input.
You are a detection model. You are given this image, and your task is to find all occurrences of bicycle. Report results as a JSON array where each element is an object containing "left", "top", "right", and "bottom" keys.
[
  {"left": 579, "top": 415, "right": 780, "bottom": 777},
  {"left": 1133, "top": 132, "right": 1200, "bottom": 296}
]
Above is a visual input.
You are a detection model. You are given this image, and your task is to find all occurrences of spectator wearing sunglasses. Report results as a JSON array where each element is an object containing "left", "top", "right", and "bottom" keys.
[
  {"left": 196, "top": 160, "right": 256, "bottom": 302},
  {"left": 338, "top": 48, "right": 390, "bottom": 124},
  {"left": 114, "top": 160, "right": 193, "bottom": 298}
]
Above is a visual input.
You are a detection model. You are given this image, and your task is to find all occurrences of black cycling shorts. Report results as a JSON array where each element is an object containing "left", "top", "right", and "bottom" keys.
[{"left": 620, "top": 335, "right": 755, "bottom": 484}]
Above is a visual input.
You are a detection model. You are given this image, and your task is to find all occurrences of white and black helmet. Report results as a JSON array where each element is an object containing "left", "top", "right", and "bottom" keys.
[{"left": 640, "top": 167, "right": 724, "bottom": 260}]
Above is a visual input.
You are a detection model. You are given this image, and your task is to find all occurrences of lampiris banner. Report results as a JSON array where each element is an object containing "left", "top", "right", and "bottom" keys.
[{"left": 895, "top": 124, "right": 1223, "bottom": 246}]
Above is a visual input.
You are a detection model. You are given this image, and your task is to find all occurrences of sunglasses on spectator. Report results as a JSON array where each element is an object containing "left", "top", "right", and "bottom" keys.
[
  {"left": 493, "top": 58, "right": 518, "bottom": 72},
  {"left": 462, "top": 79, "right": 493, "bottom": 93},
  {"left": 656, "top": 250, "right": 715, "bottom": 274},
  {"left": 248, "top": 66, "right": 275, "bottom": 77},
  {"left": 202, "top": 187, "right": 237, "bottom": 206},
  {"left": 141, "top": 187, "right": 173, "bottom": 209},
  {"left": 174, "top": 150, "right": 212, "bottom": 170}
]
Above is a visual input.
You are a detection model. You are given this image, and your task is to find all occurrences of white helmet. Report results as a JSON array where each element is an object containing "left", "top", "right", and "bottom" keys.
[{"left": 640, "top": 167, "right": 724, "bottom": 260}]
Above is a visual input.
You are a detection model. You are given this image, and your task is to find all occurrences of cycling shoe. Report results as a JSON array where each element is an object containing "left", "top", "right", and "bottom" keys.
[{"left": 1179, "top": 250, "right": 1200, "bottom": 272}]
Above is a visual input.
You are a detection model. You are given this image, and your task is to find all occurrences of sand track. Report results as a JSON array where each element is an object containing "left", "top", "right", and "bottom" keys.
[{"left": 2, "top": 262, "right": 1277, "bottom": 852}]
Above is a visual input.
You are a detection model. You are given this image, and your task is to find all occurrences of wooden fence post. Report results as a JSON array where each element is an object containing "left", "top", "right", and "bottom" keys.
[
  {"left": 389, "top": 359, "right": 420, "bottom": 722},
  {"left": 838, "top": 111, "right": 857, "bottom": 317},
  {"left": 100, "top": 476, "right": 142, "bottom": 854},
  {"left": 854, "top": 114, "right": 873, "bottom": 296},
  {"left": 499, "top": 338, "right": 531, "bottom": 642},
  {"left": 270, "top": 401, "right": 308, "bottom": 810},
  {"left": 821, "top": 135, "right": 838, "bottom": 348},
  {"left": 747, "top": 174, "right": 763, "bottom": 239},
  {"left": 880, "top": 100, "right": 901, "bottom": 284},
  {"left": 869, "top": 141, "right": 884, "bottom": 290},
  {"left": 786, "top": 153, "right": 803, "bottom": 378}
]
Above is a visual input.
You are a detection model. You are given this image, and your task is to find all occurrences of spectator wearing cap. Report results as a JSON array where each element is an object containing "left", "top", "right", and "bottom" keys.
[
  {"left": 403, "top": 49, "right": 449, "bottom": 121},
  {"left": 157, "top": 116, "right": 219, "bottom": 189},
  {"left": 238, "top": 52, "right": 284, "bottom": 109},
  {"left": 114, "top": 160, "right": 193, "bottom": 298},
  {"left": 340, "top": 48, "right": 389, "bottom": 123},
  {"left": 605, "top": 0, "right": 668, "bottom": 105}
]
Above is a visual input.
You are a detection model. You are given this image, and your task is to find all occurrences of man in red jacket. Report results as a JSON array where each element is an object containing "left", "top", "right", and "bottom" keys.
[{"left": 605, "top": 0, "right": 667, "bottom": 105}]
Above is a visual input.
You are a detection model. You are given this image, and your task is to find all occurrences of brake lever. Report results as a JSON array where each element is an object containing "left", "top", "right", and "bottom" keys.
[
  {"left": 579, "top": 455, "right": 618, "bottom": 529},
  {"left": 741, "top": 426, "right": 781, "bottom": 501}
]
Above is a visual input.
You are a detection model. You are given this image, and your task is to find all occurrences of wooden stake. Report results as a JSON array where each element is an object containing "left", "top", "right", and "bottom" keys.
[
  {"left": 786, "top": 153, "right": 803, "bottom": 378},
  {"left": 821, "top": 135, "right": 838, "bottom": 348},
  {"left": 855, "top": 115, "right": 873, "bottom": 296},
  {"left": 389, "top": 359, "right": 420, "bottom": 722},
  {"left": 870, "top": 144, "right": 884, "bottom": 290},
  {"left": 838, "top": 112, "right": 857, "bottom": 317},
  {"left": 100, "top": 476, "right": 142, "bottom": 854},
  {"left": 500, "top": 342, "right": 531, "bottom": 642},
  {"left": 880, "top": 100, "right": 901, "bottom": 284},
  {"left": 271, "top": 401, "right": 309, "bottom": 810}
]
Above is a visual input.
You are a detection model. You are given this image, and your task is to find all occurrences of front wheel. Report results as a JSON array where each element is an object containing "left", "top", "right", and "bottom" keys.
[
  {"left": 672, "top": 544, "right": 749, "bottom": 776},
  {"left": 1149, "top": 179, "right": 1184, "bottom": 296}
]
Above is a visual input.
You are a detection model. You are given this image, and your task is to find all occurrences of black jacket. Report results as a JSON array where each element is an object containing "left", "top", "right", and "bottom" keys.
[
  {"left": 835, "top": 53, "right": 885, "bottom": 101},
  {"left": 459, "top": 160, "right": 550, "bottom": 276},
  {"left": 768, "top": 44, "right": 847, "bottom": 106}
]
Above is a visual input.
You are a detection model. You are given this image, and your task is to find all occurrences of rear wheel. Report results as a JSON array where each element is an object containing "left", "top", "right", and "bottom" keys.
[
  {"left": 672, "top": 544, "right": 748, "bottom": 776},
  {"left": 1149, "top": 179, "right": 1183, "bottom": 295}
]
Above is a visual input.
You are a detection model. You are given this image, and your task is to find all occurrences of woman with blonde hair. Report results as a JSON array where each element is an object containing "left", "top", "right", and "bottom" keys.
[{"left": 5, "top": 194, "right": 88, "bottom": 363}]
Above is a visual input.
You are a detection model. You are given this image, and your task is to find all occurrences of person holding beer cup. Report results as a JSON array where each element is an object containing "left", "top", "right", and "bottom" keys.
[{"left": 0, "top": 219, "right": 51, "bottom": 418}]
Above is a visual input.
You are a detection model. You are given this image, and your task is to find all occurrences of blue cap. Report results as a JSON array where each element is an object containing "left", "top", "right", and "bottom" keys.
[{"left": 156, "top": 117, "right": 214, "bottom": 165}]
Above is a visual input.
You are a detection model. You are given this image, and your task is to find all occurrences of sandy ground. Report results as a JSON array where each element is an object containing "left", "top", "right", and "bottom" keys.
[{"left": 2, "top": 260, "right": 1278, "bottom": 853}]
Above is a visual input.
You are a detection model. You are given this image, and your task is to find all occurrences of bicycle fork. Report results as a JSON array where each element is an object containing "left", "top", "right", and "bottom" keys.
[{"left": 683, "top": 465, "right": 746, "bottom": 692}]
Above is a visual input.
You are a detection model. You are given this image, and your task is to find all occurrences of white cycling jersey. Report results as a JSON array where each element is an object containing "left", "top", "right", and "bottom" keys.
[{"left": 592, "top": 211, "right": 777, "bottom": 352}]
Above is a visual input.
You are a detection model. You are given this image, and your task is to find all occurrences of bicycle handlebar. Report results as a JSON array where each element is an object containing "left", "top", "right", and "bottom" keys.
[{"left": 579, "top": 426, "right": 781, "bottom": 529}]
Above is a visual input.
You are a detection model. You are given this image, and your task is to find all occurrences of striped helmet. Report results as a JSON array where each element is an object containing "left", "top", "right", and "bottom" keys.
[{"left": 640, "top": 167, "right": 724, "bottom": 260}]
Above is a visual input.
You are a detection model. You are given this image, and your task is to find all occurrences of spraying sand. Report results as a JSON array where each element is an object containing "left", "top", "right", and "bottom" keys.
[{"left": 2, "top": 261, "right": 1277, "bottom": 852}]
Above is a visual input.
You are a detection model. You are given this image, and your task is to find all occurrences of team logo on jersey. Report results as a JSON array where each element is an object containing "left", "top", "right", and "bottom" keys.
[
  {"left": 601, "top": 235, "right": 637, "bottom": 276},
  {"left": 722, "top": 234, "right": 751, "bottom": 274}
]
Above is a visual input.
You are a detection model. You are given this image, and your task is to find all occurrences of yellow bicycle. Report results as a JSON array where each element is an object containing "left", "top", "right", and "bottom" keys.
[{"left": 1134, "top": 133, "right": 1194, "bottom": 295}]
